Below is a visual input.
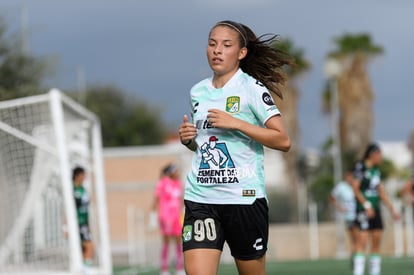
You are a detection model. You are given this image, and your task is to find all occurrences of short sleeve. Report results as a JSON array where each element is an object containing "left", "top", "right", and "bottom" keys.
[{"left": 248, "top": 82, "right": 280, "bottom": 125}]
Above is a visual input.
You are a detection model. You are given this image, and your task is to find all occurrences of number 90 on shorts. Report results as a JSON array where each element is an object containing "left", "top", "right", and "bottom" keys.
[{"left": 183, "top": 218, "right": 217, "bottom": 243}]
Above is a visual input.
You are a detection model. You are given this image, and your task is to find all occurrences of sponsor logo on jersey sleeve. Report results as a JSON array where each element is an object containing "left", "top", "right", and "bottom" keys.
[{"left": 262, "top": 92, "right": 274, "bottom": 106}]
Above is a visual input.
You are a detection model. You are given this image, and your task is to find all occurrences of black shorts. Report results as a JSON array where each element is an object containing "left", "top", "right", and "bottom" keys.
[
  {"left": 345, "top": 219, "right": 358, "bottom": 230},
  {"left": 79, "top": 224, "right": 92, "bottom": 242},
  {"left": 356, "top": 208, "right": 383, "bottom": 231},
  {"left": 182, "top": 198, "right": 268, "bottom": 260}
]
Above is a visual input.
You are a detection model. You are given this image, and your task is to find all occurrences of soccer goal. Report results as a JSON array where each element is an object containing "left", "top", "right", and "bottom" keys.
[{"left": 0, "top": 89, "right": 112, "bottom": 275}]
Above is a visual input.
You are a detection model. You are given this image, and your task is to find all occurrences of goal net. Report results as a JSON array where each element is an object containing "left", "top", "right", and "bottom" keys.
[{"left": 0, "top": 90, "right": 111, "bottom": 274}]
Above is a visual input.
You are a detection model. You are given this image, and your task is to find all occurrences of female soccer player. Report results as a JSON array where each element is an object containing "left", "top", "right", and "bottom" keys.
[
  {"left": 178, "top": 20, "right": 292, "bottom": 275},
  {"left": 352, "top": 143, "right": 400, "bottom": 275},
  {"left": 399, "top": 174, "right": 414, "bottom": 206},
  {"left": 72, "top": 166, "right": 94, "bottom": 266},
  {"left": 329, "top": 169, "right": 358, "bottom": 261},
  {"left": 152, "top": 163, "right": 184, "bottom": 275}
]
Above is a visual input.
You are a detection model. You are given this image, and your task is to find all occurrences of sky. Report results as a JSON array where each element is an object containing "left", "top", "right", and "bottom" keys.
[{"left": 1, "top": 0, "right": 413, "bottom": 149}]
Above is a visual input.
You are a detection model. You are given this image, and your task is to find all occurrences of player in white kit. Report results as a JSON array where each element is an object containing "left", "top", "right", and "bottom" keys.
[
  {"left": 330, "top": 169, "right": 358, "bottom": 264},
  {"left": 178, "top": 20, "right": 292, "bottom": 275}
]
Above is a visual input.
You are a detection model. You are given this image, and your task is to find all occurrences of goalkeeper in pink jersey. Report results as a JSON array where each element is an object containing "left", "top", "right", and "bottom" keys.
[{"left": 152, "top": 163, "right": 184, "bottom": 275}]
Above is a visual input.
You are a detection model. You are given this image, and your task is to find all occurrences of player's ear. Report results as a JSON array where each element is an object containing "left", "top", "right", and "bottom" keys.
[{"left": 238, "top": 47, "right": 247, "bottom": 60}]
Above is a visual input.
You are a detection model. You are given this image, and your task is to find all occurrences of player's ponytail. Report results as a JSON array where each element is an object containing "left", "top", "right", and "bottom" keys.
[{"left": 240, "top": 24, "right": 293, "bottom": 99}]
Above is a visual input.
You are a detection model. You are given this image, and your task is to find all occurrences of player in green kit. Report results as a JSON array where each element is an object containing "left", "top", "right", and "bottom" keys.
[
  {"left": 352, "top": 143, "right": 400, "bottom": 275},
  {"left": 72, "top": 166, "right": 94, "bottom": 266},
  {"left": 178, "top": 20, "right": 292, "bottom": 275}
]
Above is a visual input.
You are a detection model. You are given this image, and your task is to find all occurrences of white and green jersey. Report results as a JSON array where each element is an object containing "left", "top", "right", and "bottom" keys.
[
  {"left": 185, "top": 69, "right": 281, "bottom": 205},
  {"left": 331, "top": 181, "right": 356, "bottom": 221}
]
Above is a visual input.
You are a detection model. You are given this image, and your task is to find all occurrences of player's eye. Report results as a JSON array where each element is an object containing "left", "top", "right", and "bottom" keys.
[{"left": 208, "top": 40, "right": 216, "bottom": 47}]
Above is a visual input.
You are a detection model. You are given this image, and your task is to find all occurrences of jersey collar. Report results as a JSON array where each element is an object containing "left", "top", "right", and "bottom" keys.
[{"left": 209, "top": 68, "right": 243, "bottom": 90}]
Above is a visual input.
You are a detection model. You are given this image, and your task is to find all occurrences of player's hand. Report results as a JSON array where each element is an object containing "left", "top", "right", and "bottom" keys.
[
  {"left": 179, "top": 114, "right": 197, "bottom": 145},
  {"left": 366, "top": 207, "right": 375, "bottom": 218},
  {"left": 392, "top": 210, "right": 400, "bottom": 221},
  {"left": 207, "top": 109, "right": 241, "bottom": 130}
]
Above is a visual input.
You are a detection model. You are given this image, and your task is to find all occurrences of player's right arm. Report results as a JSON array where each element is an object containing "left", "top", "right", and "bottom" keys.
[{"left": 179, "top": 114, "right": 197, "bottom": 151}]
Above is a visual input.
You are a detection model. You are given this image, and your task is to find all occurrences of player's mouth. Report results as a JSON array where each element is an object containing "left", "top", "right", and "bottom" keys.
[{"left": 211, "top": 57, "right": 223, "bottom": 64}]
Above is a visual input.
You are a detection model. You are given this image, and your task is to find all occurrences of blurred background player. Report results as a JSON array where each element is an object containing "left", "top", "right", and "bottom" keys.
[
  {"left": 399, "top": 174, "right": 414, "bottom": 207},
  {"left": 329, "top": 168, "right": 358, "bottom": 262},
  {"left": 72, "top": 166, "right": 94, "bottom": 266},
  {"left": 352, "top": 143, "right": 400, "bottom": 275},
  {"left": 152, "top": 163, "right": 184, "bottom": 275}
]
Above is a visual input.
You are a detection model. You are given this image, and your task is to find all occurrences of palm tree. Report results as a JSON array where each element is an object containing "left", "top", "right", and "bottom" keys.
[
  {"left": 322, "top": 33, "right": 383, "bottom": 160},
  {"left": 272, "top": 38, "right": 310, "bottom": 222}
]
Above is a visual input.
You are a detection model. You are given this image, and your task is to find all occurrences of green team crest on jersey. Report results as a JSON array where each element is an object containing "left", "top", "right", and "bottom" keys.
[
  {"left": 182, "top": 225, "right": 192, "bottom": 242},
  {"left": 226, "top": 96, "right": 240, "bottom": 113}
]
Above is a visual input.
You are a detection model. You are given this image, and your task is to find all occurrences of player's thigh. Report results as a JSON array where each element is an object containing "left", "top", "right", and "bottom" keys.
[
  {"left": 184, "top": 248, "right": 221, "bottom": 275},
  {"left": 235, "top": 255, "right": 266, "bottom": 275}
]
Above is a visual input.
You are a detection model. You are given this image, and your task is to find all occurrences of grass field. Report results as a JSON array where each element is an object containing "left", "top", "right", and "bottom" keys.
[{"left": 114, "top": 256, "right": 413, "bottom": 275}]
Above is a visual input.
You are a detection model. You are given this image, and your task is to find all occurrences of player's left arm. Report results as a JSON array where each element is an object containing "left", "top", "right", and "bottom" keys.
[
  {"left": 378, "top": 183, "right": 400, "bottom": 220},
  {"left": 329, "top": 193, "right": 345, "bottom": 213},
  {"left": 207, "top": 109, "right": 290, "bottom": 151}
]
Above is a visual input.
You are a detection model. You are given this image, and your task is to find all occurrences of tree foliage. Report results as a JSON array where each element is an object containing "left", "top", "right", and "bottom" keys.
[
  {"left": 329, "top": 33, "right": 383, "bottom": 57},
  {"left": 0, "top": 19, "right": 47, "bottom": 100},
  {"left": 323, "top": 33, "right": 383, "bottom": 157},
  {"left": 69, "top": 85, "right": 167, "bottom": 147}
]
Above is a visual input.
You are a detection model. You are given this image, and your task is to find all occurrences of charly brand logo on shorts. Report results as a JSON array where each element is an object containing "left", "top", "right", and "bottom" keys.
[
  {"left": 226, "top": 96, "right": 240, "bottom": 113},
  {"left": 182, "top": 225, "right": 193, "bottom": 242},
  {"left": 262, "top": 92, "right": 274, "bottom": 106},
  {"left": 253, "top": 238, "right": 263, "bottom": 250}
]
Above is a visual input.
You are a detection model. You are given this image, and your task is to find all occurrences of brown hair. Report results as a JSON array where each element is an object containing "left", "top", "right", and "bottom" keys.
[
  {"left": 214, "top": 20, "right": 293, "bottom": 99},
  {"left": 72, "top": 166, "right": 85, "bottom": 181}
]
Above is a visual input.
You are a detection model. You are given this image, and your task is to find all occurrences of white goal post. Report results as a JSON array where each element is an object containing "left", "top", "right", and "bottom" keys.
[{"left": 0, "top": 89, "right": 112, "bottom": 274}]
